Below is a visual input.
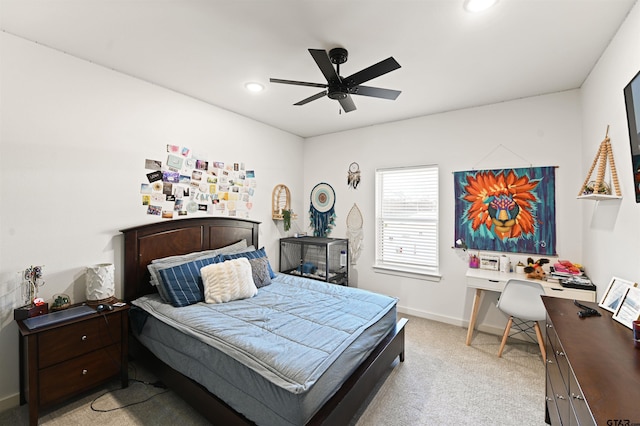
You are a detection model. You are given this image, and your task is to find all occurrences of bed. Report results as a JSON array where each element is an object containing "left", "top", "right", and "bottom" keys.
[{"left": 121, "top": 217, "right": 407, "bottom": 425}]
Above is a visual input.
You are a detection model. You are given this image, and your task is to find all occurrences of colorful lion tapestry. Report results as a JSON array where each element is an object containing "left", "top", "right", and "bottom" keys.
[{"left": 454, "top": 166, "right": 557, "bottom": 255}]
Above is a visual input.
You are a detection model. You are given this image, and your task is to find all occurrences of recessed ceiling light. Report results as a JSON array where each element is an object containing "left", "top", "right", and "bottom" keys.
[
  {"left": 463, "top": 0, "right": 498, "bottom": 13},
  {"left": 245, "top": 82, "right": 264, "bottom": 92}
]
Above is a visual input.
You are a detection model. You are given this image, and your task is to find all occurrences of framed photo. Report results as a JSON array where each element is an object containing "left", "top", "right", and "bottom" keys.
[
  {"left": 612, "top": 286, "right": 640, "bottom": 329},
  {"left": 599, "top": 276, "right": 636, "bottom": 313}
]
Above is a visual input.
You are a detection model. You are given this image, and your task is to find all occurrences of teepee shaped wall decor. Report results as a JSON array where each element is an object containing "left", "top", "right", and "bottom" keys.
[{"left": 578, "top": 126, "right": 622, "bottom": 200}]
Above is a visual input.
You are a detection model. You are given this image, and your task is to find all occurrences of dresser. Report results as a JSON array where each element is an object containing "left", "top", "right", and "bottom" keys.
[
  {"left": 16, "top": 304, "right": 129, "bottom": 426},
  {"left": 543, "top": 297, "right": 640, "bottom": 425}
]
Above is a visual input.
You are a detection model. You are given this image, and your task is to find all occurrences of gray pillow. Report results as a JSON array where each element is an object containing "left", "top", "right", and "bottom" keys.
[{"left": 248, "top": 257, "right": 272, "bottom": 288}]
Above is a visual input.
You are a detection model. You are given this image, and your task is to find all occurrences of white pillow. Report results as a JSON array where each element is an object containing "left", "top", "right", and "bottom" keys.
[{"left": 201, "top": 258, "right": 257, "bottom": 304}]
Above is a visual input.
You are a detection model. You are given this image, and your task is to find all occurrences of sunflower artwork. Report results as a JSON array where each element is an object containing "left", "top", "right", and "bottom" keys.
[{"left": 454, "top": 166, "right": 557, "bottom": 256}]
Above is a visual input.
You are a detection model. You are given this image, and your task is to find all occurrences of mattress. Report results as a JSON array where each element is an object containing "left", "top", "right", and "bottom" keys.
[{"left": 132, "top": 273, "right": 397, "bottom": 425}]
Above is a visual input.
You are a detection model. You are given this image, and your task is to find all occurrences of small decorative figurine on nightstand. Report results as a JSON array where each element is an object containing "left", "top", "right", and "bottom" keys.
[{"left": 51, "top": 293, "right": 71, "bottom": 311}]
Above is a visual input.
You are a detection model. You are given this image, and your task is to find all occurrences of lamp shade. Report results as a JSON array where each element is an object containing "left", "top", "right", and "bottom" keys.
[{"left": 85, "top": 263, "right": 116, "bottom": 306}]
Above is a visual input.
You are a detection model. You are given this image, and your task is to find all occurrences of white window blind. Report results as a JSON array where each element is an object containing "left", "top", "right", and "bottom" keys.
[{"left": 375, "top": 165, "right": 439, "bottom": 275}]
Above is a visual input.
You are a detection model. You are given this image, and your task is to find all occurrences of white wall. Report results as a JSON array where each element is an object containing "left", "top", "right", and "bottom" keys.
[
  {"left": 0, "top": 33, "right": 303, "bottom": 405},
  {"left": 1, "top": 0, "right": 639, "bottom": 411},
  {"left": 580, "top": 2, "right": 640, "bottom": 287},
  {"left": 303, "top": 91, "right": 584, "bottom": 327}
]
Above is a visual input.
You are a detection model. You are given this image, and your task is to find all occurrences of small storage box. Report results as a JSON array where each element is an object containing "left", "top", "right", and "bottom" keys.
[{"left": 14, "top": 303, "right": 49, "bottom": 321}]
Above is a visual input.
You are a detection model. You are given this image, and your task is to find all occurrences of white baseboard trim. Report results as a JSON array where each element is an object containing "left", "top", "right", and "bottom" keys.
[
  {"left": 397, "top": 305, "right": 509, "bottom": 338},
  {"left": 0, "top": 393, "right": 20, "bottom": 413}
]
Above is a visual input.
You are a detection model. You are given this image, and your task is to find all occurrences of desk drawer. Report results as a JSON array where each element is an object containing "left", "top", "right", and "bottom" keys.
[
  {"left": 39, "top": 344, "right": 121, "bottom": 406},
  {"left": 39, "top": 314, "right": 121, "bottom": 368},
  {"left": 544, "top": 286, "right": 596, "bottom": 302},
  {"left": 466, "top": 276, "right": 504, "bottom": 291}
]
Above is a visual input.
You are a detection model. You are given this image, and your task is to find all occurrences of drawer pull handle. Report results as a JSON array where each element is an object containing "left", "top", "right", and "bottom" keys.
[
  {"left": 546, "top": 359, "right": 553, "bottom": 364},
  {"left": 546, "top": 324, "right": 553, "bottom": 328},
  {"left": 81, "top": 335, "right": 87, "bottom": 341},
  {"left": 556, "top": 394, "right": 566, "bottom": 400},
  {"left": 555, "top": 350, "right": 565, "bottom": 357},
  {"left": 82, "top": 369, "right": 88, "bottom": 375},
  {"left": 571, "top": 393, "right": 584, "bottom": 401}
]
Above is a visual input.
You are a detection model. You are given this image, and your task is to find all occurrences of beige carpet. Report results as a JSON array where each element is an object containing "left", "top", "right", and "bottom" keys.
[{"left": 0, "top": 314, "right": 546, "bottom": 425}]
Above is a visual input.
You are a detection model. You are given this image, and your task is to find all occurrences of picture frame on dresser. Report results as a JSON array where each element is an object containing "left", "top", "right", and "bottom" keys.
[
  {"left": 612, "top": 285, "right": 640, "bottom": 329},
  {"left": 599, "top": 276, "right": 635, "bottom": 313}
]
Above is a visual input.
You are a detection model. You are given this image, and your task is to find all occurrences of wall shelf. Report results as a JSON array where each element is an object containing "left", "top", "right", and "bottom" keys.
[
  {"left": 577, "top": 194, "right": 622, "bottom": 201},
  {"left": 578, "top": 126, "right": 622, "bottom": 200}
]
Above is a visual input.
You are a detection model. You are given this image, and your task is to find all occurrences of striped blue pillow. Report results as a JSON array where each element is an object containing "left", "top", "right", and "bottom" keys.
[
  {"left": 222, "top": 247, "right": 276, "bottom": 279},
  {"left": 158, "top": 255, "right": 223, "bottom": 307}
]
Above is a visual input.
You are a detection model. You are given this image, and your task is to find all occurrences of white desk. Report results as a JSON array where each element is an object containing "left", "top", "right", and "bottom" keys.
[{"left": 465, "top": 269, "right": 596, "bottom": 345}]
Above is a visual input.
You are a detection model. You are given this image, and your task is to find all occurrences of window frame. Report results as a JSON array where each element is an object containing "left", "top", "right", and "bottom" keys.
[{"left": 374, "top": 165, "right": 440, "bottom": 279}]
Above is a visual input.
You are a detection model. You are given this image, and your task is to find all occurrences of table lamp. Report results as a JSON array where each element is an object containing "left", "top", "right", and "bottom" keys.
[{"left": 85, "top": 263, "right": 117, "bottom": 306}]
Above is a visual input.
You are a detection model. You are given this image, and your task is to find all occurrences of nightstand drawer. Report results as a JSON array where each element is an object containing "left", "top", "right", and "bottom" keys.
[
  {"left": 39, "top": 344, "right": 121, "bottom": 406},
  {"left": 39, "top": 315, "right": 121, "bottom": 368}
]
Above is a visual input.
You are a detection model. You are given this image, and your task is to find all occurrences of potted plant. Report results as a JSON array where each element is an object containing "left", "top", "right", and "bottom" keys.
[{"left": 282, "top": 209, "right": 292, "bottom": 232}]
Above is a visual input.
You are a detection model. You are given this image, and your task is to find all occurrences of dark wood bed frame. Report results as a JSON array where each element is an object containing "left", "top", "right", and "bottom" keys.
[{"left": 121, "top": 217, "right": 407, "bottom": 425}]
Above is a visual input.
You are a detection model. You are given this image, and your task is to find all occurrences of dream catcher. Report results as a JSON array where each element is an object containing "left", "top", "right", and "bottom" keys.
[
  {"left": 309, "top": 182, "right": 336, "bottom": 237},
  {"left": 346, "top": 203, "right": 363, "bottom": 264},
  {"left": 347, "top": 162, "right": 361, "bottom": 189}
]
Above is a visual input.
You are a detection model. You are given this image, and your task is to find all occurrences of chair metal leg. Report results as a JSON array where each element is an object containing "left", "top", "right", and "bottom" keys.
[
  {"left": 498, "top": 316, "right": 513, "bottom": 357},
  {"left": 534, "top": 321, "right": 546, "bottom": 361}
]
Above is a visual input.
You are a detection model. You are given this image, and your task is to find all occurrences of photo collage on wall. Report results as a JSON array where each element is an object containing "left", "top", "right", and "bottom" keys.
[{"left": 140, "top": 145, "right": 256, "bottom": 219}]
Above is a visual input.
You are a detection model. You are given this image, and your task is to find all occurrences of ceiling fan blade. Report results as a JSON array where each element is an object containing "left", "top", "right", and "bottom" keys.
[
  {"left": 339, "top": 95, "right": 357, "bottom": 113},
  {"left": 294, "top": 90, "right": 327, "bottom": 106},
  {"left": 352, "top": 85, "right": 401, "bottom": 100},
  {"left": 309, "top": 49, "right": 341, "bottom": 83},
  {"left": 270, "top": 78, "right": 327, "bottom": 88},
  {"left": 344, "top": 57, "right": 401, "bottom": 87}
]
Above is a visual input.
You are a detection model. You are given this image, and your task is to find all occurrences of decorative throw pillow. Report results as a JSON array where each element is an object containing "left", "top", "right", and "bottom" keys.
[
  {"left": 222, "top": 247, "right": 276, "bottom": 279},
  {"left": 150, "top": 240, "right": 248, "bottom": 265},
  {"left": 201, "top": 258, "right": 258, "bottom": 304},
  {"left": 147, "top": 242, "right": 254, "bottom": 302},
  {"left": 247, "top": 257, "right": 272, "bottom": 288},
  {"left": 157, "top": 255, "right": 223, "bottom": 307}
]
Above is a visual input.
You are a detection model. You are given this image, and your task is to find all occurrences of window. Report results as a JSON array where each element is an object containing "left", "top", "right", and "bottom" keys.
[{"left": 375, "top": 165, "right": 439, "bottom": 276}]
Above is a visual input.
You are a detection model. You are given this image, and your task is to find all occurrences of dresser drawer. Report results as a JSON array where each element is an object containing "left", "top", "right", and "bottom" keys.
[
  {"left": 545, "top": 375, "right": 562, "bottom": 426},
  {"left": 568, "top": 366, "right": 595, "bottom": 426},
  {"left": 39, "top": 314, "right": 121, "bottom": 368},
  {"left": 546, "top": 322, "right": 569, "bottom": 385},
  {"left": 39, "top": 344, "right": 121, "bottom": 406}
]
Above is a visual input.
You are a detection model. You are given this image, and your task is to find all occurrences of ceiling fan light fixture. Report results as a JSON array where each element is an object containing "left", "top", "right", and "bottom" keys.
[
  {"left": 245, "top": 82, "right": 264, "bottom": 92},
  {"left": 463, "top": 0, "right": 498, "bottom": 13}
]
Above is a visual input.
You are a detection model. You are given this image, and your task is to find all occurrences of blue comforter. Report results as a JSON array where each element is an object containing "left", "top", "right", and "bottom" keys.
[{"left": 132, "top": 273, "right": 397, "bottom": 394}]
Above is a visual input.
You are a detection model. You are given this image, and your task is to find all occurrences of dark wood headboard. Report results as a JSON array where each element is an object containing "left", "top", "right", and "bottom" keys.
[{"left": 120, "top": 217, "right": 260, "bottom": 302}]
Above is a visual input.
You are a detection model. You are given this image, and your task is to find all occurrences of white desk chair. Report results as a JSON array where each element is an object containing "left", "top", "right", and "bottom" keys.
[{"left": 496, "top": 279, "right": 547, "bottom": 361}]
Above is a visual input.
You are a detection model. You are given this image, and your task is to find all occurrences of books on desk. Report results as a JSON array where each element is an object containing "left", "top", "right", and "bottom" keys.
[{"left": 559, "top": 275, "right": 596, "bottom": 291}]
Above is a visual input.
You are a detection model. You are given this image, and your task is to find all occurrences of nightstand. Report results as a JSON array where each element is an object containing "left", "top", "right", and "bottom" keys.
[{"left": 16, "top": 303, "right": 129, "bottom": 426}]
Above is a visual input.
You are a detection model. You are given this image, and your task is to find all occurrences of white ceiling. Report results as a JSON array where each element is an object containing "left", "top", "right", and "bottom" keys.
[{"left": 1, "top": 0, "right": 636, "bottom": 138}]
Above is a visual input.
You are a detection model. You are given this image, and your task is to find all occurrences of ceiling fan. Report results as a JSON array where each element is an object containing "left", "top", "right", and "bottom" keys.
[{"left": 270, "top": 48, "right": 401, "bottom": 113}]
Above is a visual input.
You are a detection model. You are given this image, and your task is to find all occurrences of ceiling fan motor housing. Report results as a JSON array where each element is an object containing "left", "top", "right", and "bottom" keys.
[{"left": 329, "top": 48, "right": 348, "bottom": 65}]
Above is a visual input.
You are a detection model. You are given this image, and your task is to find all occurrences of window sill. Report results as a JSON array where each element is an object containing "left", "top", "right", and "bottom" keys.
[{"left": 373, "top": 265, "right": 441, "bottom": 282}]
